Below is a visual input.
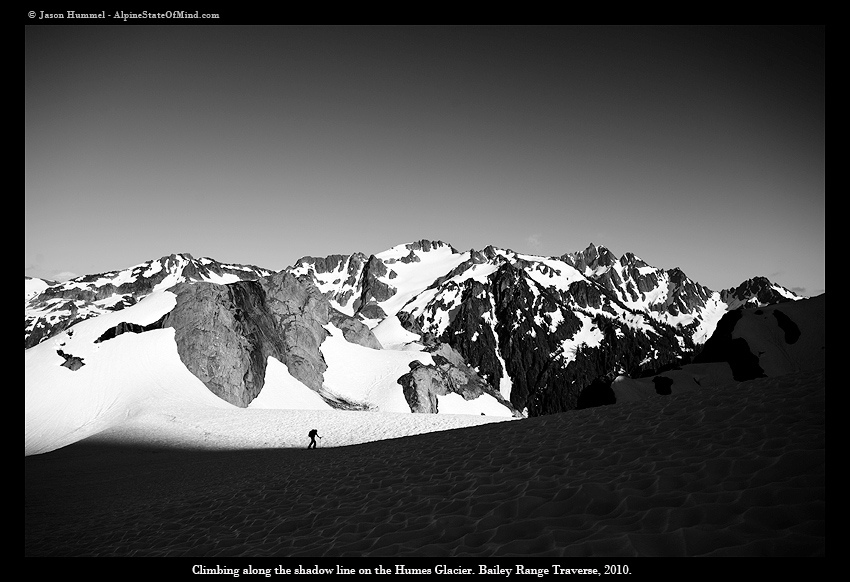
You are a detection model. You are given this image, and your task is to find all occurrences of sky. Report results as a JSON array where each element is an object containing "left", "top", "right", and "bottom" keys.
[{"left": 25, "top": 25, "right": 824, "bottom": 296}]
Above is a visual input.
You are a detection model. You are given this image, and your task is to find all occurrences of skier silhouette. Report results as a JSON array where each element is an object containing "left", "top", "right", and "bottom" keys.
[{"left": 307, "top": 428, "right": 322, "bottom": 449}]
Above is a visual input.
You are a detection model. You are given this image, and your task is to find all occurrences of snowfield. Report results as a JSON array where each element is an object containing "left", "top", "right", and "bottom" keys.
[{"left": 25, "top": 289, "right": 514, "bottom": 456}]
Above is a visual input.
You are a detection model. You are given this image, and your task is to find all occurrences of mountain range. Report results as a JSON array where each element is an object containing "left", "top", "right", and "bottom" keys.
[{"left": 25, "top": 240, "right": 810, "bottom": 454}]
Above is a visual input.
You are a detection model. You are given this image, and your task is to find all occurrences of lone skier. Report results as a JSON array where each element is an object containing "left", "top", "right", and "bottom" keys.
[{"left": 307, "top": 428, "right": 322, "bottom": 449}]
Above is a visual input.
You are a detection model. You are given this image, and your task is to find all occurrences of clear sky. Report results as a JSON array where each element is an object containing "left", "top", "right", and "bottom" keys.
[{"left": 25, "top": 25, "right": 824, "bottom": 296}]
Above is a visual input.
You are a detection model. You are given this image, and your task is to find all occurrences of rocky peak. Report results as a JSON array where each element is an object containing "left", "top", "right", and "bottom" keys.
[
  {"left": 721, "top": 277, "right": 800, "bottom": 309},
  {"left": 619, "top": 252, "right": 648, "bottom": 269},
  {"left": 561, "top": 243, "right": 616, "bottom": 274},
  {"left": 481, "top": 245, "right": 501, "bottom": 260},
  {"left": 170, "top": 252, "right": 194, "bottom": 262},
  {"left": 293, "top": 254, "right": 349, "bottom": 275},
  {"left": 666, "top": 267, "right": 688, "bottom": 285},
  {"left": 403, "top": 239, "right": 457, "bottom": 254}
]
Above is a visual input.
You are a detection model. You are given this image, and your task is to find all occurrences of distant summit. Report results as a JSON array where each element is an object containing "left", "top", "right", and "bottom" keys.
[{"left": 720, "top": 276, "right": 801, "bottom": 310}]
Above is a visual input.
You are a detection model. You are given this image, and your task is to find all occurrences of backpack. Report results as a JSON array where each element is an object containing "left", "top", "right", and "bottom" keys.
[{"left": 308, "top": 429, "right": 317, "bottom": 438}]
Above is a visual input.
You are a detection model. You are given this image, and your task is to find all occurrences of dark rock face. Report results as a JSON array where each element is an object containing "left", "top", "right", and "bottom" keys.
[
  {"left": 417, "top": 262, "right": 689, "bottom": 416},
  {"left": 563, "top": 279, "right": 606, "bottom": 310},
  {"left": 403, "top": 239, "right": 456, "bottom": 255},
  {"left": 353, "top": 255, "right": 396, "bottom": 316},
  {"left": 660, "top": 268, "right": 714, "bottom": 316},
  {"left": 295, "top": 254, "right": 349, "bottom": 275},
  {"left": 429, "top": 278, "right": 504, "bottom": 393},
  {"left": 94, "top": 314, "right": 169, "bottom": 343},
  {"left": 561, "top": 243, "right": 617, "bottom": 274},
  {"left": 618, "top": 253, "right": 659, "bottom": 301},
  {"left": 560, "top": 244, "right": 720, "bottom": 323},
  {"left": 486, "top": 265, "right": 583, "bottom": 414}
]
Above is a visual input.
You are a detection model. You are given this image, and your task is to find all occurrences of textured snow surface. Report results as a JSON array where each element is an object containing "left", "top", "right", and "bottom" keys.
[{"left": 25, "top": 369, "right": 825, "bottom": 558}]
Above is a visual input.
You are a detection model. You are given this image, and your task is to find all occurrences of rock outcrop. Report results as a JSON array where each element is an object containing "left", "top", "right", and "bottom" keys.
[
  {"left": 398, "top": 361, "right": 442, "bottom": 413},
  {"left": 160, "top": 271, "right": 381, "bottom": 407},
  {"left": 397, "top": 344, "right": 517, "bottom": 414},
  {"left": 160, "top": 281, "right": 278, "bottom": 407},
  {"left": 56, "top": 349, "right": 84, "bottom": 371},
  {"left": 94, "top": 314, "right": 169, "bottom": 343},
  {"left": 329, "top": 309, "right": 383, "bottom": 350}
]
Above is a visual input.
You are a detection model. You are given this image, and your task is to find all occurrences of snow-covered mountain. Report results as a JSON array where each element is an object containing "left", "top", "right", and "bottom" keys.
[
  {"left": 25, "top": 253, "right": 273, "bottom": 349},
  {"left": 720, "top": 276, "right": 801, "bottom": 310},
  {"left": 288, "top": 240, "right": 802, "bottom": 414},
  {"left": 25, "top": 240, "right": 806, "bottom": 454}
]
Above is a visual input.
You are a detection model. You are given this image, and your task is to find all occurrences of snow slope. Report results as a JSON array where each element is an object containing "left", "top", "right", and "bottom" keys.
[
  {"left": 25, "top": 277, "right": 52, "bottom": 302},
  {"left": 25, "top": 289, "right": 514, "bottom": 456}
]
